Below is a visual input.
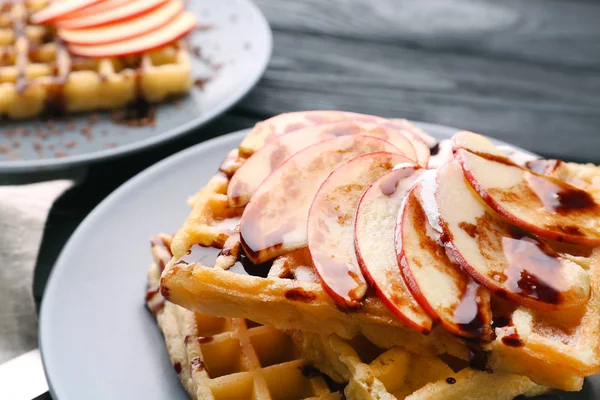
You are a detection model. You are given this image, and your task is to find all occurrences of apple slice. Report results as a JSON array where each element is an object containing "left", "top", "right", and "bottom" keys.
[
  {"left": 239, "top": 135, "right": 402, "bottom": 265},
  {"left": 239, "top": 111, "right": 392, "bottom": 157},
  {"left": 354, "top": 165, "right": 432, "bottom": 332},
  {"left": 228, "top": 120, "right": 417, "bottom": 208},
  {"left": 397, "top": 180, "right": 492, "bottom": 338},
  {"left": 58, "top": 0, "right": 134, "bottom": 21},
  {"left": 59, "top": 0, "right": 183, "bottom": 45},
  {"left": 453, "top": 131, "right": 600, "bottom": 246},
  {"left": 433, "top": 159, "right": 590, "bottom": 310},
  {"left": 31, "top": 0, "right": 104, "bottom": 24},
  {"left": 308, "top": 152, "right": 414, "bottom": 307},
  {"left": 386, "top": 119, "right": 432, "bottom": 167},
  {"left": 238, "top": 111, "right": 432, "bottom": 167},
  {"left": 68, "top": 11, "right": 196, "bottom": 58},
  {"left": 56, "top": 0, "right": 169, "bottom": 29}
]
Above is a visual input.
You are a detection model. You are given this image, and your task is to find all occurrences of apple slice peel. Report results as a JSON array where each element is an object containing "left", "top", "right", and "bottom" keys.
[
  {"left": 58, "top": 0, "right": 184, "bottom": 45},
  {"left": 228, "top": 120, "right": 417, "bottom": 208},
  {"left": 68, "top": 11, "right": 196, "bottom": 58},
  {"left": 453, "top": 131, "right": 600, "bottom": 246},
  {"left": 31, "top": 0, "right": 104, "bottom": 24},
  {"left": 434, "top": 160, "right": 590, "bottom": 310},
  {"left": 239, "top": 135, "right": 403, "bottom": 265},
  {"left": 57, "top": 0, "right": 170, "bottom": 29},
  {"left": 239, "top": 111, "right": 431, "bottom": 166},
  {"left": 397, "top": 180, "right": 493, "bottom": 339},
  {"left": 354, "top": 164, "right": 433, "bottom": 332},
  {"left": 308, "top": 152, "right": 414, "bottom": 307}
]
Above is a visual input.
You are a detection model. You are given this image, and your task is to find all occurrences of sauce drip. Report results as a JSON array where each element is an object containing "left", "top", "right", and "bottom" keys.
[
  {"left": 174, "top": 244, "right": 221, "bottom": 268},
  {"left": 453, "top": 279, "right": 487, "bottom": 337},
  {"left": 491, "top": 317, "right": 511, "bottom": 329},
  {"left": 501, "top": 326, "right": 524, "bottom": 347},
  {"left": 228, "top": 249, "right": 272, "bottom": 278},
  {"left": 525, "top": 172, "right": 596, "bottom": 215},
  {"left": 501, "top": 237, "right": 563, "bottom": 304},
  {"left": 467, "top": 347, "right": 490, "bottom": 371}
]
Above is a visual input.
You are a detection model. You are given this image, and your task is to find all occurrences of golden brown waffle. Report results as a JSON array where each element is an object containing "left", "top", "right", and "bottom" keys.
[
  {"left": 0, "top": 0, "right": 191, "bottom": 119},
  {"left": 149, "top": 239, "right": 551, "bottom": 400},
  {"left": 147, "top": 234, "right": 341, "bottom": 400},
  {"left": 160, "top": 122, "right": 600, "bottom": 392},
  {"left": 290, "top": 331, "right": 551, "bottom": 400}
]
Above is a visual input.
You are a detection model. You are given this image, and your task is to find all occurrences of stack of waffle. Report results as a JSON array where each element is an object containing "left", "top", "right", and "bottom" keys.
[
  {"left": 148, "top": 111, "right": 600, "bottom": 399},
  {"left": 0, "top": 0, "right": 191, "bottom": 119}
]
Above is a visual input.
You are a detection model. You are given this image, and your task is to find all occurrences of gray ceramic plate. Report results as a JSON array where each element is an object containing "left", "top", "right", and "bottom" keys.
[
  {"left": 0, "top": 0, "right": 271, "bottom": 173},
  {"left": 39, "top": 123, "right": 598, "bottom": 399}
]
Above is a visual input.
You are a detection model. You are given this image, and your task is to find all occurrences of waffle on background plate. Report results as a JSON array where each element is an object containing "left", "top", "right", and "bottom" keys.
[
  {"left": 154, "top": 111, "right": 600, "bottom": 398},
  {"left": 0, "top": 0, "right": 191, "bottom": 119}
]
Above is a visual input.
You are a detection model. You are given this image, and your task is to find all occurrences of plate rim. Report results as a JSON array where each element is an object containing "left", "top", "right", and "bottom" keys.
[
  {"left": 39, "top": 121, "right": 544, "bottom": 399},
  {"left": 0, "top": 0, "right": 272, "bottom": 173},
  {"left": 39, "top": 128, "right": 251, "bottom": 399}
]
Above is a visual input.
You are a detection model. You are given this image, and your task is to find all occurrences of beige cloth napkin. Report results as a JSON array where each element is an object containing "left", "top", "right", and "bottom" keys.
[{"left": 0, "top": 180, "right": 73, "bottom": 364}]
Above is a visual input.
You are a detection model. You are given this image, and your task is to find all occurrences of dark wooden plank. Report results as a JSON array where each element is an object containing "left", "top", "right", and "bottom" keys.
[{"left": 232, "top": 0, "right": 600, "bottom": 162}]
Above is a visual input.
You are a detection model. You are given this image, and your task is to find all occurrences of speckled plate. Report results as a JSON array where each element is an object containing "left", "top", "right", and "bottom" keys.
[
  {"left": 39, "top": 124, "right": 598, "bottom": 399},
  {"left": 0, "top": 0, "right": 271, "bottom": 173}
]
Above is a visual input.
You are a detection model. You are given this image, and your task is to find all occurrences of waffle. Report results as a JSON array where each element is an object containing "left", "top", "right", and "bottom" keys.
[
  {"left": 149, "top": 238, "right": 550, "bottom": 400},
  {"left": 146, "top": 234, "right": 341, "bottom": 400},
  {"left": 0, "top": 0, "right": 191, "bottom": 119},
  {"left": 160, "top": 115, "right": 600, "bottom": 393},
  {"left": 290, "top": 331, "right": 551, "bottom": 400}
]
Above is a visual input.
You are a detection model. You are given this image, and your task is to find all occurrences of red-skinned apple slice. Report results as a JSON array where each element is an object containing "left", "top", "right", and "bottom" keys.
[
  {"left": 354, "top": 165, "right": 432, "bottom": 332},
  {"left": 58, "top": 0, "right": 134, "bottom": 21},
  {"left": 385, "top": 119, "right": 431, "bottom": 166},
  {"left": 31, "top": 0, "right": 104, "bottom": 24},
  {"left": 432, "top": 159, "right": 590, "bottom": 310},
  {"left": 228, "top": 120, "right": 417, "bottom": 208},
  {"left": 67, "top": 11, "right": 196, "bottom": 58},
  {"left": 59, "top": 0, "right": 183, "bottom": 45},
  {"left": 397, "top": 179, "right": 492, "bottom": 338},
  {"left": 239, "top": 111, "right": 431, "bottom": 166},
  {"left": 56, "top": 0, "right": 169, "bottom": 29},
  {"left": 240, "top": 111, "right": 388, "bottom": 157},
  {"left": 308, "top": 152, "right": 413, "bottom": 307},
  {"left": 240, "top": 135, "right": 402, "bottom": 265},
  {"left": 453, "top": 131, "right": 600, "bottom": 246}
]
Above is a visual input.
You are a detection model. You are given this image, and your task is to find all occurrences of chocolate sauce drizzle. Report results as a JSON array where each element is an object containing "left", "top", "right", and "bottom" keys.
[
  {"left": 525, "top": 172, "right": 597, "bottom": 215},
  {"left": 501, "top": 237, "right": 563, "bottom": 304},
  {"left": 174, "top": 244, "right": 221, "bottom": 268},
  {"left": 453, "top": 279, "right": 487, "bottom": 338},
  {"left": 227, "top": 248, "right": 273, "bottom": 278}
]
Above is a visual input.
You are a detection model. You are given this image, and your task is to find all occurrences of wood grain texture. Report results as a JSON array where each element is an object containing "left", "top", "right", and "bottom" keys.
[{"left": 233, "top": 0, "right": 600, "bottom": 161}]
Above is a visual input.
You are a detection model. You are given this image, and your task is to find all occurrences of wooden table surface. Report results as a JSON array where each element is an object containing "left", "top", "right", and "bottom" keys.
[{"left": 25, "top": 0, "right": 600, "bottom": 396}]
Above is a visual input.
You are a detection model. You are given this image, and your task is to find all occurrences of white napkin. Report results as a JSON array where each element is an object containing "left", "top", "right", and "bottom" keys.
[{"left": 0, "top": 180, "right": 73, "bottom": 364}]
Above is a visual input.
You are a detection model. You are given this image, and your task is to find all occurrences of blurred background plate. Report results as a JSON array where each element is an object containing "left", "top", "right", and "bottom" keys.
[
  {"left": 0, "top": 0, "right": 272, "bottom": 173},
  {"left": 39, "top": 123, "right": 597, "bottom": 399}
]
